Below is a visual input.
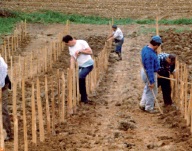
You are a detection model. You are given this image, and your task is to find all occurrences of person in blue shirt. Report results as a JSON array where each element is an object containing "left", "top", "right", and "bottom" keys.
[
  {"left": 158, "top": 53, "right": 176, "bottom": 106},
  {"left": 139, "top": 35, "right": 161, "bottom": 113}
]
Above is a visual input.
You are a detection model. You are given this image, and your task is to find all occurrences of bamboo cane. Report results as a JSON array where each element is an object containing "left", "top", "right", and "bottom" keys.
[
  {"left": 0, "top": 89, "right": 4, "bottom": 150},
  {"left": 45, "top": 75, "right": 51, "bottom": 134},
  {"left": 36, "top": 77, "right": 45, "bottom": 142},
  {"left": 31, "top": 82, "right": 36, "bottom": 144},
  {"left": 61, "top": 72, "right": 65, "bottom": 122},
  {"left": 51, "top": 78, "right": 55, "bottom": 135},
  {"left": 22, "top": 77, "right": 28, "bottom": 151},
  {"left": 12, "top": 81, "right": 18, "bottom": 151}
]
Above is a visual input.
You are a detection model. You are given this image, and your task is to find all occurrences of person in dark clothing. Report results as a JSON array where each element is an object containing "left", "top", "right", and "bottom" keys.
[
  {"left": 157, "top": 53, "right": 176, "bottom": 106},
  {"left": 0, "top": 56, "right": 12, "bottom": 140},
  {"left": 2, "top": 76, "right": 12, "bottom": 140}
]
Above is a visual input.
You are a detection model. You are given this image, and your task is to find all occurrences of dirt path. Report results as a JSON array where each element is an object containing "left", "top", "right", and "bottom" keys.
[{"left": 58, "top": 33, "right": 192, "bottom": 151}]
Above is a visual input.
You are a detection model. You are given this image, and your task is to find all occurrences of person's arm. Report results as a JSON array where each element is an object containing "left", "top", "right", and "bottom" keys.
[
  {"left": 106, "top": 33, "right": 114, "bottom": 41},
  {"left": 76, "top": 47, "right": 92, "bottom": 56},
  {"left": 145, "top": 56, "right": 156, "bottom": 88}
]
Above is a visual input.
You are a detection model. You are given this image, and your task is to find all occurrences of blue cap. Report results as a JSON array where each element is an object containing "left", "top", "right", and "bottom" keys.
[{"left": 152, "top": 35, "right": 162, "bottom": 44}]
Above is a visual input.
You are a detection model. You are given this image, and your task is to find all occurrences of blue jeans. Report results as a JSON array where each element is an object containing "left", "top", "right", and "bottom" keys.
[
  {"left": 140, "top": 68, "right": 157, "bottom": 111},
  {"left": 79, "top": 65, "right": 93, "bottom": 102},
  {"left": 115, "top": 38, "right": 124, "bottom": 53}
]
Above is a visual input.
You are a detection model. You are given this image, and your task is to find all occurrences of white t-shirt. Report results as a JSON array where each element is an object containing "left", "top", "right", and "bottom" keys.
[
  {"left": 69, "top": 40, "right": 93, "bottom": 66},
  {"left": 113, "top": 28, "right": 123, "bottom": 40},
  {"left": 0, "top": 57, "right": 8, "bottom": 87}
]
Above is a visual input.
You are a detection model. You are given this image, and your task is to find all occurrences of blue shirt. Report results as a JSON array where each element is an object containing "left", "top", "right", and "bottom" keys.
[{"left": 141, "top": 45, "right": 160, "bottom": 84}]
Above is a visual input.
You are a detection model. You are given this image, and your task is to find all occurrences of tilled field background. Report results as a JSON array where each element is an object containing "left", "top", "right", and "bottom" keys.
[
  {"left": 1, "top": 1, "right": 192, "bottom": 151},
  {"left": 1, "top": 0, "right": 192, "bottom": 19}
]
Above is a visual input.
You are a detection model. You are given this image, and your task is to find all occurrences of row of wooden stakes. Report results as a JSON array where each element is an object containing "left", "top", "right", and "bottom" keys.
[{"left": 0, "top": 21, "right": 112, "bottom": 151}]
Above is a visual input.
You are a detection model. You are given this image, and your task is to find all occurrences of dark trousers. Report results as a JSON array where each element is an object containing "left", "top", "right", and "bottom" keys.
[
  {"left": 158, "top": 70, "right": 172, "bottom": 105},
  {"left": 79, "top": 78, "right": 87, "bottom": 102},
  {"left": 79, "top": 65, "right": 93, "bottom": 102},
  {"left": 115, "top": 38, "right": 124, "bottom": 53},
  {"left": 2, "top": 80, "right": 12, "bottom": 137}
]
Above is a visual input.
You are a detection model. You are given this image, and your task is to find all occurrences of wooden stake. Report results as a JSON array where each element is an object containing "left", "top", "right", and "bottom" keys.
[
  {"left": 45, "top": 75, "right": 51, "bottom": 134},
  {"left": 12, "top": 82, "right": 18, "bottom": 151},
  {"left": 4, "top": 44, "right": 7, "bottom": 63},
  {"left": 31, "top": 82, "right": 37, "bottom": 144},
  {"left": 7, "top": 37, "right": 10, "bottom": 59},
  {"left": 24, "top": 19, "right": 27, "bottom": 36},
  {"left": 11, "top": 36, "right": 14, "bottom": 53},
  {"left": 51, "top": 78, "right": 55, "bottom": 135},
  {"left": 22, "top": 78, "right": 28, "bottom": 151},
  {"left": 184, "top": 65, "right": 188, "bottom": 120},
  {"left": 61, "top": 72, "right": 65, "bottom": 122},
  {"left": 45, "top": 48, "right": 47, "bottom": 72},
  {"left": 10, "top": 56, "right": 13, "bottom": 83},
  {"left": 72, "top": 68, "right": 77, "bottom": 113},
  {"left": 18, "top": 55, "right": 21, "bottom": 88},
  {"left": 57, "top": 69, "right": 61, "bottom": 122},
  {"left": 67, "top": 68, "right": 73, "bottom": 115},
  {"left": 0, "top": 89, "right": 4, "bottom": 150},
  {"left": 187, "top": 84, "right": 192, "bottom": 126},
  {"left": 36, "top": 77, "right": 45, "bottom": 142},
  {"left": 156, "top": 16, "right": 159, "bottom": 35},
  {"left": 30, "top": 52, "right": 33, "bottom": 78},
  {"left": 76, "top": 63, "right": 80, "bottom": 106}
]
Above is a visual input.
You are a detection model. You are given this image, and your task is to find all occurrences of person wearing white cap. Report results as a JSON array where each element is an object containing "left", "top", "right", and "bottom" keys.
[
  {"left": 139, "top": 35, "right": 162, "bottom": 113},
  {"left": 107, "top": 24, "right": 124, "bottom": 60}
]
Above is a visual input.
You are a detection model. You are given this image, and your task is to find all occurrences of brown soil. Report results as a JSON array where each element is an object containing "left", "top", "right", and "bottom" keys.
[
  {"left": 3, "top": 23, "right": 192, "bottom": 151},
  {"left": 1, "top": 0, "right": 192, "bottom": 19},
  {"left": 1, "top": 0, "right": 192, "bottom": 150}
]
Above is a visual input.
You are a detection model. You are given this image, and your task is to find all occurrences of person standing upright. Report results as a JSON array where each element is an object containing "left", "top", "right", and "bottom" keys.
[
  {"left": 107, "top": 25, "right": 124, "bottom": 60},
  {"left": 62, "top": 35, "right": 94, "bottom": 104},
  {"left": 139, "top": 35, "right": 161, "bottom": 113}
]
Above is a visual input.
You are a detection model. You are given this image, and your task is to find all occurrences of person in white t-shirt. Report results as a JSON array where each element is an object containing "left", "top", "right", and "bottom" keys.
[
  {"left": 107, "top": 25, "right": 124, "bottom": 60},
  {"left": 62, "top": 35, "right": 94, "bottom": 104},
  {"left": 0, "top": 56, "right": 12, "bottom": 140}
]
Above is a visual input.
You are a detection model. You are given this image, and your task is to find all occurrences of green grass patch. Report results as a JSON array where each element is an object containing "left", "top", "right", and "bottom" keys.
[
  {"left": 137, "top": 26, "right": 156, "bottom": 35},
  {"left": 0, "top": 17, "right": 19, "bottom": 35},
  {"left": 1, "top": 10, "right": 192, "bottom": 37}
]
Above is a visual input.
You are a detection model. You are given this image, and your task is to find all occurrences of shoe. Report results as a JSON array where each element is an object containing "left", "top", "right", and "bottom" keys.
[
  {"left": 4, "top": 136, "right": 13, "bottom": 141},
  {"left": 139, "top": 105, "right": 145, "bottom": 111},
  {"left": 145, "top": 109, "right": 159, "bottom": 114},
  {"left": 82, "top": 100, "right": 94, "bottom": 105}
]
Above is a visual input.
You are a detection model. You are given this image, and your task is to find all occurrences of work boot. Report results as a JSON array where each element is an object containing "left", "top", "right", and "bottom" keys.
[
  {"left": 139, "top": 105, "right": 145, "bottom": 111},
  {"left": 117, "top": 52, "right": 122, "bottom": 60},
  {"left": 145, "top": 109, "right": 159, "bottom": 114}
]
